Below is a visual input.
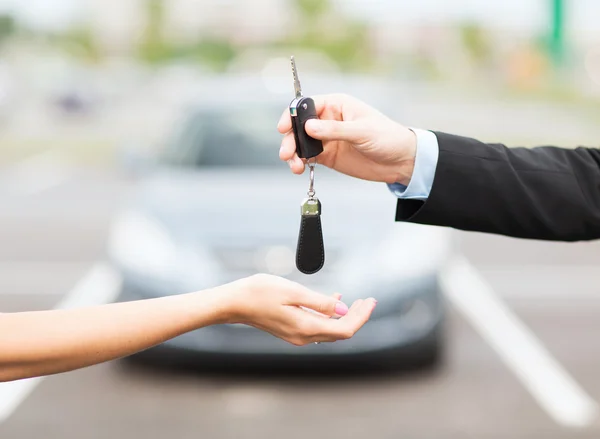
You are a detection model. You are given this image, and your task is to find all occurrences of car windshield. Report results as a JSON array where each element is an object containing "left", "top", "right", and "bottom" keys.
[{"left": 159, "top": 106, "right": 284, "bottom": 167}]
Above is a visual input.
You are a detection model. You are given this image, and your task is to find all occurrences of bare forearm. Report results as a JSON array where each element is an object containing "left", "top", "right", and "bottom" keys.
[{"left": 0, "top": 286, "right": 233, "bottom": 381}]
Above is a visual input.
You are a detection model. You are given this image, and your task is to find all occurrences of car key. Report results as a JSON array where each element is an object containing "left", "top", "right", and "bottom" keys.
[
  {"left": 296, "top": 160, "right": 324, "bottom": 274},
  {"left": 290, "top": 56, "right": 325, "bottom": 275},
  {"left": 289, "top": 56, "right": 324, "bottom": 160}
]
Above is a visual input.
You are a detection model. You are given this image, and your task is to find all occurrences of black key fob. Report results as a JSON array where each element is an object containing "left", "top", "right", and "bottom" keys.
[
  {"left": 290, "top": 97, "right": 323, "bottom": 160},
  {"left": 296, "top": 196, "right": 325, "bottom": 275}
]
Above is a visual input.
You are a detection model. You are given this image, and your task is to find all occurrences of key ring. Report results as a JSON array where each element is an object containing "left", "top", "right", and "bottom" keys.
[{"left": 307, "top": 158, "right": 316, "bottom": 198}]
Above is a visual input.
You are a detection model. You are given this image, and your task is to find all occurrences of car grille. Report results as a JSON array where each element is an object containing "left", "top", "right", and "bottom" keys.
[{"left": 212, "top": 245, "right": 342, "bottom": 284}]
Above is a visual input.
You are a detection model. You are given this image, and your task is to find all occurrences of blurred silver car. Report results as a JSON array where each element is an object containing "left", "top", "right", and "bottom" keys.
[{"left": 107, "top": 74, "right": 453, "bottom": 371}]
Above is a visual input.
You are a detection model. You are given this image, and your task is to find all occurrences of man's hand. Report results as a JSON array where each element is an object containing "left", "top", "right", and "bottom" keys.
[{"left": 277, "top": 93, "right": 417, "bottom": 185}]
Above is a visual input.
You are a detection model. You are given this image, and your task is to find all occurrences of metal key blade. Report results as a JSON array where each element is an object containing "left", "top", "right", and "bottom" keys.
[{"left": 291, "top": 55, "right": 302, "bottom": 98}]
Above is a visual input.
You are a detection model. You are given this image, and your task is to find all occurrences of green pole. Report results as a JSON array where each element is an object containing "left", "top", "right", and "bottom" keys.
[{"left": 549, "top": 0, "right": 564, "bottom": 65}]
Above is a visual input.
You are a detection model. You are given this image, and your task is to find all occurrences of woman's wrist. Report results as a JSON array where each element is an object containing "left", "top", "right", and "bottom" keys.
[{"left": 186, "top": 278, "right": 249, "bottom": 326}]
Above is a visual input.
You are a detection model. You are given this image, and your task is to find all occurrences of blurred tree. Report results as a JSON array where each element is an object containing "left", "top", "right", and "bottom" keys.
[
  {"left": 0, "top": 14, "right": 16, "bottom": 45},
  {"left": 296, "top": 0, "right": 331, "bottom": 18},
  {"left": 133, "top": 0, "right": 372, "bottom": 72},
  {"left": 272, "top": 0, "right": 373, "bottom": 71},
  {"left": 175, "top": 38, "right": 237, "bottom": 71},
  {"left": 136, "top": 0, "right": 236, "bottom": 71},
  {"left": 137, "top": 0, "right": 170, "bottom": 63},
  {"left": 55, "top": 27, "right": 101, "bottom": 62},
  {"left": 459, "top": 23, "right": 492, "bottom": 65}
]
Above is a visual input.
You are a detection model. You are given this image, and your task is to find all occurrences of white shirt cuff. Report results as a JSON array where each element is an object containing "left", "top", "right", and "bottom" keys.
[{"left": 387, "top": 128, "right": 439, "bottom": 200}]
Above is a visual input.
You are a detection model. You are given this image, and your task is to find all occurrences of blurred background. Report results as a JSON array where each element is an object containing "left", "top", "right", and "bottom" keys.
[{"left": 2, "top": 0, "right": 600, "bottom": 438}]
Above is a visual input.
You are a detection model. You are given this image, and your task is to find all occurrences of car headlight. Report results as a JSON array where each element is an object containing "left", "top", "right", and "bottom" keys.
[
  {"left": 337, "top": 223, "right": 454, "bottom": 299},
  {"left": 108, "top": 210, "right": 177, "bottom": 277},
  {"left": 107, "top": 210, "right": 221, "bottom": 288},
  {"left": 377, "top": 223, "right": 454, "bottom": 278}
]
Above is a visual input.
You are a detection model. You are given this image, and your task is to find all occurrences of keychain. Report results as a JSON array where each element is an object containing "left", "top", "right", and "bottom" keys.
[{"left": 289, "top": 56, "right": 325, "bottom": 275}]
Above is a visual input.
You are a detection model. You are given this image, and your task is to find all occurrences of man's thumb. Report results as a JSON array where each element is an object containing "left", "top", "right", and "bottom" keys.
[{"left": 305, "top": 119, "right": 364, "bottom": 143}]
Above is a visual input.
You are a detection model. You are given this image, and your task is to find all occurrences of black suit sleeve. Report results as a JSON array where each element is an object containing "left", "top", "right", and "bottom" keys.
[{"left": 395, "top": 131, "right": 600, "bottom": 241}]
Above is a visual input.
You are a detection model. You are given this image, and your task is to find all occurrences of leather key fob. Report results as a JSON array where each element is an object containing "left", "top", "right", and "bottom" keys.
[{"left": 296, "top": 197, "right": 325, "bottom": 275}]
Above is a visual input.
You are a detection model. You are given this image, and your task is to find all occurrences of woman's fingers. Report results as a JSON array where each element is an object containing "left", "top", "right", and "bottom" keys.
[
  {"left": 299, "top": 293, "right": 343, "bottom": 319},
  {"left": 311, "top": 298, "right": 377, "bottom": 343},
  {"left": 287, "top": 298, "right": 377, "bottom": 346},
  {"left": 289, "top": 288, "right": 349, "bottom": 318},
  {"left": 336, "top": 298, "right": 376, "bottom": 336}
]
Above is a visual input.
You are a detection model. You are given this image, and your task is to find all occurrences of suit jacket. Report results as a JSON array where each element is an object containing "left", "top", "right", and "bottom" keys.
[{"left": 395, "top": 132, "right": 600, "bottom": 241}]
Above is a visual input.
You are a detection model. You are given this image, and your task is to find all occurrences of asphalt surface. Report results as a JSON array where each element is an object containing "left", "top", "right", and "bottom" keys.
[{"left": 2, "top": 168, "right": 600, "bottom": 439}]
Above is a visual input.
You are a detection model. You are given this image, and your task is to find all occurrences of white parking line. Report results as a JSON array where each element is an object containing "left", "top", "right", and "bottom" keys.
[
  {"left": 441, "top": 255, "right": 599, "bottom": 429},
  {"left": 0, "top": 149, "right": 75, "bottom": 196},
  {"left": 0, "top": 262, "right": 121, "bottom": 424},
  {"left": 476, "top": 265, "right": 600, "bottom": 300}
]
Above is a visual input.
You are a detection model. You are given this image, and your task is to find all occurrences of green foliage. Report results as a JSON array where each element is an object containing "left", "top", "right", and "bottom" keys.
[
  {"left": 297, "top": 26, "right": 371, "bottom": 70},
  {"left": 132, "top": 0, "right": 373, "bottom": 71},
  {"left": 173, "top": 38, "right": 237, "bottom": 71},
  {"left": 459, "top": 22, "right": 492, "bottom": 64},
  {"left": 137, "top": 0, "right": 169, "bottom": 63},
  {"left": 56, "top": 27, "right": 100, "bottom": 61},
  {"left": 137, "top": 39, "right": 171, "bottom": 64},
  {"left": 135, "top": 0, "right": 234, "bottom": 70},
  {"left": 0, "top": 14, "right": 16, "bottom": 43},
  {"left": 273, "top": 0, "right": 373, "bottom": 71},
  {"left": 295, "top": 0, "right": 331, "bottom": 18}
]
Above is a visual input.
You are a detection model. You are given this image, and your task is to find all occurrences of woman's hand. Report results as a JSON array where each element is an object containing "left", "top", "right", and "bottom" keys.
[
  {"left": 222, "top": 274, "right": 377, "bottom": 346},
  {"left": 0, "top": 273, "right": 374, "bottom": 382}
]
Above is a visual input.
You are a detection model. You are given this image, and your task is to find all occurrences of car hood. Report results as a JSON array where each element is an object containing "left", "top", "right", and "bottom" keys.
[{"left": 133, "top": 166, "right": 403, "bottom": 247}]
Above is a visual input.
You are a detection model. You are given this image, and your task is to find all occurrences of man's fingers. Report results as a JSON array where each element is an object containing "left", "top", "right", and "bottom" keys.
[
  {"left": 278, "top": 95, "right": 333, "bottom": 134},
  {"left": 279, "top": 132, "right": 296, "bottom": 160},
  {"left": 279, "top": 133, "right": 306, "bottom": 174},
  {"left": 277, "top": 108, "right": 292, "bottom": 133},
  {"left": 278, "top": 93, "right": 358, "bottom": 134},
  {"left": 308, "top": 94, "right": 344, "bottom": 117},
  {"left": 288, "top": 155, "right": 305, "bottom": 174},
  {"left": 304, "top": 119, "right": 366, "bottom": 143}
]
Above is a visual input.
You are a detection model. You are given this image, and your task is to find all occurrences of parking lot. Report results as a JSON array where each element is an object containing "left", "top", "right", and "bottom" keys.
[{"left": 1, "top": 167, "right": 600, "bottom": 439}]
